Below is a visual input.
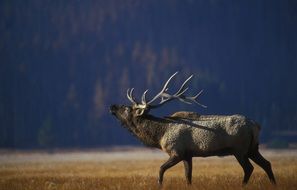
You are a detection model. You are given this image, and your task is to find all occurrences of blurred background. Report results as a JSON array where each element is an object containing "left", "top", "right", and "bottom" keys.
[{"left": 0, "top": 0, "right": 296, "bottom": 149}]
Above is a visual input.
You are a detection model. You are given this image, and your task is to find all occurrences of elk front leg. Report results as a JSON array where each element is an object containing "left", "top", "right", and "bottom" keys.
[
  {"left": 183, "top": 157, "right": 193, "bottom": 184},
  {"left": 158, "top": 156, "right": 182, "bottom": 185},
  {"left": 235, "top": 154, "right": 254, "bottom": 185}
]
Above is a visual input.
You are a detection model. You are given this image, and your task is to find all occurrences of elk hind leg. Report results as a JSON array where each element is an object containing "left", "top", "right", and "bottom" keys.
[{"left": 249, "top": 150, "right": 276, "bottom": 184}]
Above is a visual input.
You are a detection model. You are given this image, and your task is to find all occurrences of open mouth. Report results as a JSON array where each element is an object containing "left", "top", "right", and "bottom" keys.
[
  {"left": 109, "top": 105, "right": 117, "bottom": 115},
  {"left": 109, "top": 109, "right": 116, "bottom": 116}
]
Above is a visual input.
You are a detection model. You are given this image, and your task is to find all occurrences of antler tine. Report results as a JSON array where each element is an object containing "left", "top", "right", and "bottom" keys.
[
  {"left": 147, "top": 71, "right": 178, "bottom": 104},
  {"left": 141, "top": 89, "right": 149, "bottom": 104},
  {"left": 129, "top": 88, "right": 134, "bottom": 98},
  {"left": 174, "top": 74, "right": 193, "bottom": 96},
  {"left": 130, "top": 88, "right": 137, "bottom": 103},
  {"left": 127, "top": 89, "right": 130, "bottom": 100},
  {"left": 126, "top": 88, "right": 137, "bottom": 104},
  {"left": 176, "top": 87, "right": 189, "bottom": 97},
  {"left": 194, "top": 89, "right": 204, "bottom": 98},
  {"left": 185, "top": 90, "right": 207, "bottom": 108}
]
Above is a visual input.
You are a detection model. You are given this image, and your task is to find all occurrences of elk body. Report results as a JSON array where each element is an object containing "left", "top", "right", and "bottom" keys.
[{"left": 110, "top": 72, "right": 276, "bottom": 185}]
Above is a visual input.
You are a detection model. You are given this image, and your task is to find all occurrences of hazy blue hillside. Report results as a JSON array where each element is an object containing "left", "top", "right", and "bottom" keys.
[{"left": 1, "top": 0, "right": 296, "bottom": 148}]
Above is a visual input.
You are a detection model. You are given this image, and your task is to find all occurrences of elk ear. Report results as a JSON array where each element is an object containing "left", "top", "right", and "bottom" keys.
[{"left": 135, "top": 108, "right": 145, "bottom": 116}]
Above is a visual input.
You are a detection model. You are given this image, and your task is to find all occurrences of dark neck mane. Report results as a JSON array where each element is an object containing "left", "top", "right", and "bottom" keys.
[{"left": 125, "top": 114, "right": 169, "bottom": 148}]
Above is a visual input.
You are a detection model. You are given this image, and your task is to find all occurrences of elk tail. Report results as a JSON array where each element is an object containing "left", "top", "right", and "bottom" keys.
[
  {"left": 253, "top": 122, "right": 261, "bottom": 145},
  {"left": 248, "top": 121, "right": 261, "bottom": 155}
]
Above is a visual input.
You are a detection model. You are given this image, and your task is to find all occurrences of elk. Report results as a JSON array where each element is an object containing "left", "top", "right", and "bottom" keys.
[{"left": 110, "top": 72, "right": 276, "bottom": 185}]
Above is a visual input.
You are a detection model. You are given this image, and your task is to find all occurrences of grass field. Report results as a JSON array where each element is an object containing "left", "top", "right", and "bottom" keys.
[{"left": 0, "top": 148, "right": 296, "bottom": 190}]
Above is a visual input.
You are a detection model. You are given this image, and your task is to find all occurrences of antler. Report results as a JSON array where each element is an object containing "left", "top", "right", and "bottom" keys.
[
  {"left": 145, "top": 72, "right": 207, "bottom": 108},
  {"left": 126, "top": 72, "right": 207, "bottom": 110},
  {"left": 126, "top": 88, "right": 137, "bottom": 105}
]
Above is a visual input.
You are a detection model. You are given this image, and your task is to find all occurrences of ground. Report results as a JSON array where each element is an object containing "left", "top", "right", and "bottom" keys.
[{"left": 0, "top": 147, "right": 296, "bottom": 190}]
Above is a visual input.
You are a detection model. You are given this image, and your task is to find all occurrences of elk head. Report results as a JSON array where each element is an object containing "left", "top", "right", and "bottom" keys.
[{"left": 110, "top": 72, "right": 206, "bottom": 124}]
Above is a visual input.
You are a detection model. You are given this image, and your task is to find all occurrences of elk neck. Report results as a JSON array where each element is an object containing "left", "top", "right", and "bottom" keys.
[{"left": 126, "top": 114, "right": 169, "bottom": 149}]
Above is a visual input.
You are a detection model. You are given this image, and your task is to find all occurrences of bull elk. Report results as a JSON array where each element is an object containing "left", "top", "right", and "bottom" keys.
[{"left": 110, "top": 72, "right": 276, "bottom": 185}]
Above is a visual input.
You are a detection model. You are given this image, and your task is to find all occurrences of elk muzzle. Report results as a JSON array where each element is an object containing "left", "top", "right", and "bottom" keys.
[{"left": 109, "top": 105, "right": 118, "bottom": 115}]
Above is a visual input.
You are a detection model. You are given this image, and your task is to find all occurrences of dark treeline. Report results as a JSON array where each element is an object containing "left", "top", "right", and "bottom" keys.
[{"left": 0, "top": 0, "right": 296, "bottom": 149}]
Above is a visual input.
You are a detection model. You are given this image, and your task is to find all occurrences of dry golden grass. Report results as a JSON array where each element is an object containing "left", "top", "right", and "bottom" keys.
[{"left": 0, "top": 149, "right": 296, "bottom": 190}]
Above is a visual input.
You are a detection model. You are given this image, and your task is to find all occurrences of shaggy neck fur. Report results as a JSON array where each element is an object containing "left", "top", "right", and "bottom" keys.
[{"left": 124, "top": 114, "right": 169, "bottom": 149}]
